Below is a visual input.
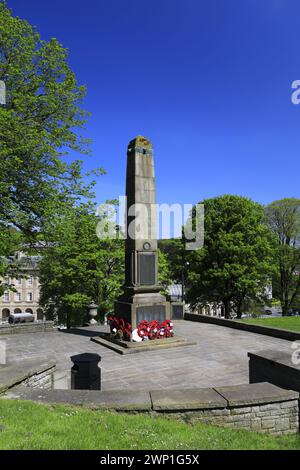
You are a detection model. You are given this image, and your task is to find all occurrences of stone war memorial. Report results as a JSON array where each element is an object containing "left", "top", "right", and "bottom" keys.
[
  {"left": 115, "top": 135, "right": 170, "bottom": 328},
  {"left": 93, "top": 136, "right": 188, "bottom": 352}
]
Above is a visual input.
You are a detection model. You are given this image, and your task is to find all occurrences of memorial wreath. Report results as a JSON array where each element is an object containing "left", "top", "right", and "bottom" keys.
[{"left": 107, "top": 316, "right": 174, "bottom": 342}]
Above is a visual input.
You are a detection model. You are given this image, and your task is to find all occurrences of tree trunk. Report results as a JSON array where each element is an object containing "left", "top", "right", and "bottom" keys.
[
  {"left": 235, "top": 298, "right": 243, "bottom": 319},
  {"left": 281, "top": 291, "right": 290, "bottom": 316},
  {"left": 281, "top": 302, "right": 289, "bottom": 316},
  {"left": 223, "top": 299, "right": 231, "bottom": 319},
  {"left": 66, "top": 310, "right": 71, "bottom": 329}
]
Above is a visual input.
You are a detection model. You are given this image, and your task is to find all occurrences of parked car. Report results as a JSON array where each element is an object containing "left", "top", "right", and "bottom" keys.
[{"left": 264, "top": 308, "right": 273, "bottom": 315}]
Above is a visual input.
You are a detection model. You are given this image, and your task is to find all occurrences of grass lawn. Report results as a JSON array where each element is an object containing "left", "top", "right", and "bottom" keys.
[
  {"left": 0, "top": 399, "right": 299, "bottom": 450},
  {"left": 240, "top": 316, "right": 300, "bottom": 332}
]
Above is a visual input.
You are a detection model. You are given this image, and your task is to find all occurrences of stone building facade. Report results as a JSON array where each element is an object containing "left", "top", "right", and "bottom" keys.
[{"left": 0, "top": 252, "right": 44, "bottom": 322}]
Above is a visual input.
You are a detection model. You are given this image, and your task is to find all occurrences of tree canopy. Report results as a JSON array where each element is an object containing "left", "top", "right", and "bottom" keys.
[
  {"left": 265, "top": 198, "right": 300, "bottom": 315},
  {"left": 0, "top": 0, "right": 100, "bottom": 237},
  {"left": 186, "top": 195, "right": 275, "bottom": 318},
  {"left": 0, "top": 1, "right": 104, "bottom": 294},
  {"left": 39, "top": 203, "right": 124, "bottom": 327},
  {"left": 158, "top": 238, "right": 185, "bottom": 284}
]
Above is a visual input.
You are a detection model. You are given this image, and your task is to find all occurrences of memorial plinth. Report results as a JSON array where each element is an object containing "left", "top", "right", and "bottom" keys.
[{"left": 114, "top": 136, "right": 170, "bottom": 329}]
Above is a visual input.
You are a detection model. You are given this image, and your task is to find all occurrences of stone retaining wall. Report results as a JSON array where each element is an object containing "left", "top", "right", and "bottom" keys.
[
  {"left": 150, "top": 383, "right": 299, "bottom": 436},
  {"left": 185, "top": 312, "right": 300, "bottom": 342},
  {"left": 165, "top": 400, "right": 299, "bottom": 436},
  {"left": 0, "top": 321, "right": 55, "bottom": 336},
  {"left": 248, "top": 350, "right": 300, "bottom": 393},
  {"left": 21, "top": 366, "right": 56, "bottom": 390},
  {"left": 1, "top": 358, "right": 299, "bottom": 436},
  {"left": 0, "top": 358, "right": 56, "bottom": 393},
  {"left": 4, "top": 380, "right": 299, "bottom": 436}
]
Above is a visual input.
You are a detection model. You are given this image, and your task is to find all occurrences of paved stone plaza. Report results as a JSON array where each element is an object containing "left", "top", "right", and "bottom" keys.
[{"left": 1, "top": 320, "right": 293, "bottom": 391}]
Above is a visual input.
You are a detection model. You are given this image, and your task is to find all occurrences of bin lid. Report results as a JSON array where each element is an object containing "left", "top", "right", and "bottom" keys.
[{"left": 71, "top": 353, "right": 101, "bottom": 363}]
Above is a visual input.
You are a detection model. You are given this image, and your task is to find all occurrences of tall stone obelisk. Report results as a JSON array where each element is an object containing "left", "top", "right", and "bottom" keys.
[{"left": 114, "top": 136, "right": 170, "bottom": 329}]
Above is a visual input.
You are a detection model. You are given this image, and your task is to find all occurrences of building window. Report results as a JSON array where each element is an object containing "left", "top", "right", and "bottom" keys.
[
  {"left": 26, "top": 292, "right": 33, "bottom": 302},
  {"left": 16, "top": 278, "right": 22, "bottom": 285},
  {"left": 28, "top": 276, "right": 33, "bottom": 285},
  {"left": 15, "top": 292, "right": 21, "bottom": 302},
  {"left": 3, "top": 292, "right": 9, "bottom": 302}
]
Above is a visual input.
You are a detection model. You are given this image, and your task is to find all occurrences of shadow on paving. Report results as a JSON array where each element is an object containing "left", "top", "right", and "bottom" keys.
[{"left": 59, "top": 328, "right": 101, "bottom": 338}]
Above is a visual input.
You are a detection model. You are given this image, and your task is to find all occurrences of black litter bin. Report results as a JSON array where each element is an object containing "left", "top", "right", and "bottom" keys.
[{"left": 71, "top": 353, "right": 101, "bottom": 390}]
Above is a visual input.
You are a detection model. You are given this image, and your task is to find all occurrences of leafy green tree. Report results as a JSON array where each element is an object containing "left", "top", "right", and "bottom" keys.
[
  {"left": 265, "top": 198, "right": 300, "bottom": 316},
  {"left": 186, "top": 195, "right": 275, "bottom": 318},
  {"left": 0, "top": 1, "right": 105, "bottom": 295},
  {"left": 158, "top": 238, "right": 185, "bottom": 284},
  {"left": 39, "top": 204, "right": 124, "bottom": 327},
  {"left": 157, "top": 248, "right": 172, "bottom": 293},
  {"left": 0, "top": 1, "right": 100, "bottom": 237}
]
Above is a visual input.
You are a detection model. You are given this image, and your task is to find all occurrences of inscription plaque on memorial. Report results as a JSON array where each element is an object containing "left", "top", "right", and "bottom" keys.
[
  {"left": 138, "top": 252, "right": 156, "bottom": 285},
  {"left": 136, "top": 305, "right": 166, "bottom": 325}
]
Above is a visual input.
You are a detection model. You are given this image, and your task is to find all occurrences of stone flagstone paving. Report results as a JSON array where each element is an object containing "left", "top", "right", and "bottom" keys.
[{"left": 1, "top": 320, "right": 293, "bottom": 391}]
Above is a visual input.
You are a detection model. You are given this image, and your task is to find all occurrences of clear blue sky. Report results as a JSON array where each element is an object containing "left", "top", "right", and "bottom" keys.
[{"left": 7, "top": 0, "right": 300, "bottom": 208}]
